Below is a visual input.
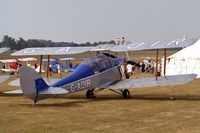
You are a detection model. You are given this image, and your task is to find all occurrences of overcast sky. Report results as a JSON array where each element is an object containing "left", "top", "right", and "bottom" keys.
[{"left": 1, "top": 0, "right": 200, "bottom": 43}]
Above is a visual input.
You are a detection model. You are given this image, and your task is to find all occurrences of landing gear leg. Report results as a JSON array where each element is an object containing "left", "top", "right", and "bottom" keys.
[
  {"left": 122, "top": 89, "right": 130, "bottom": 98},
  {"left": 32, "top": 95, "right": 38, "bottom": 106},
  {"left": 86, "top": 89, "right": 95, "bottom": 99}
]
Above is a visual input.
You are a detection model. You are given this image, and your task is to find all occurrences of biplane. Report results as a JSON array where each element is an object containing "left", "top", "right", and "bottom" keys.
[
  {"left": 5, "top": 38, "right": 198, "bottom": 104},
  {"left": 0, "top": 59, "right": 18, "bottom": 73},
  {"left": 0, "top": 48, "right": 16, "bottom": 83},
  {"left": 0, "top": 57, "right": 37, "bottom": 73}
]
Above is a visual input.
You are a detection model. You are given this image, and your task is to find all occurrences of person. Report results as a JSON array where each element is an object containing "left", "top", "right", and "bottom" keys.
[
  {"left": 49, "top": 64, "right": 52, "bottom": 76},
  {"left": 115, "top": 37, "right": 120, "bottom": 45},
  {"left": 126, "top": 63, "right": 133, "bottom": 79},
  {"left": 57, "top": 62, "right": 62, "bottom": 78},
  {"left": 157, "top": 62, "right": 161, "bottom": 76},
  {"left": 2, "top": 63, "right": 5, "bottom": 69},
  {"left": 141, "top": 62, "right": 145, "bottom": 73},
  {"left": 123, "top": 61, "right": 129, "bottom": 79},
  {"left": 150, "top": 61, "right": 154, "bottom": 74},
  {"left": 69, "top": 61, "right": 73, "bottom": 68},
  {"left": 27, "top": 62, "right": 31, "bottom": 67},
  {"left": 16, "top": 64, "right": 22, "bottom": 75},
  {"left": 154, "top": 62, "right": 161, "bottom": 76},
  {"left": 121, "top": 37, "right": 125, "bottom": 44},
  {"left": 34, "top": 62, "right": 38, "bottom": 69},
  {"left": 2, "top": 63, "right": 5, "bottom": 73}
]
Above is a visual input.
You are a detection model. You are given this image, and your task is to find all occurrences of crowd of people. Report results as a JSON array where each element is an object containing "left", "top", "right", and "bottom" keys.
[
  {"left": 115, "top": 37, "right": 131, "bottom": 45},
  {"left": 124, "top": 59, "right": 161, "bottom": 79},
  {"left": 48, "top": 61, "right": 74, "bottom": 78}
]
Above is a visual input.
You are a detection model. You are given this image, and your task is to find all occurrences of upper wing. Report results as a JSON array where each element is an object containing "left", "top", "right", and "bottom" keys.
[
  {"left": 11, "top": 38, "right": 198, "bottom": 56},
  {"left": 90, "top": 44, "right": 115, "bottom": 51},
  {"left": 110, "top": 38, "right": 198, "bottom": 52},
  {"left": 109, "top": 74, "right": 197, "bottom": 90},
  {"left": 11, "top": 44, "right": 114, "bottom": 56},
  {"left": 11, "top": 47, "right": 95, "bottom": 56}
]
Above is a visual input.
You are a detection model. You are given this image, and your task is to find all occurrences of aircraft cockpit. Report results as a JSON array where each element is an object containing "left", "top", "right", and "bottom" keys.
[{"left": 82, "top": 54, "right": 123, "bottom": 73}]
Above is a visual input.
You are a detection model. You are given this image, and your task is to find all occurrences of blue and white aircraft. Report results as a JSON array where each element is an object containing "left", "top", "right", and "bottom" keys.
[{"left": 5, "top": 38, "right": 198, "bottom": 104}]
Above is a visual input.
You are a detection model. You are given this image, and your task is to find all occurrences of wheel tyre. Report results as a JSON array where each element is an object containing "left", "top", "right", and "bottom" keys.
[
  {"left": 86, "top": 90, "right": 94, "bottom": 99},
  {"left": 123, "top": 89, "right": 130, "bottom": 98}
]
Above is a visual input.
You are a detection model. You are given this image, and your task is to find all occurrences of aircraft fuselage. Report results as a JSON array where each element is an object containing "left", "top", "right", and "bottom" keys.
[{"left": 51, "top": 54, "right": 124, "bottom": 93}]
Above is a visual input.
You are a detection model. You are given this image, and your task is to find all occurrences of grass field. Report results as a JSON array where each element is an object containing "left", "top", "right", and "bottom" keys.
[{"left": 0, "top": 50, "right": 200, "bottom": 133}]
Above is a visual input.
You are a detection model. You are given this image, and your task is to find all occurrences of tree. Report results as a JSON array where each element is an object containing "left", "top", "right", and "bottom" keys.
[
  {"left": 0, "top": 35, "right": 115, "bottom": 49},
  {"left": 17, "top": 37, "right": 26, "bottom": 50},
  {"left": 2, "top": 35, "right": 17, "bottom": 50}
]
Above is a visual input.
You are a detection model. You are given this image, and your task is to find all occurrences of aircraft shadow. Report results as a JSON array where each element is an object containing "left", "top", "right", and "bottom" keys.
[
  {"left": 22, "top": 94, "right": 200, "bottom": 107},
  {"left": 20, "top": 99, "right": 93, "bottom": 108},
  {"left": 2, "top": 92, "right": 200, "bottom": 107},
  {"left": 131, "top": 94, "right": 200, "bottom": 101},
  {"left": 61, "top": 94, "right": 200, "bottom": 101},
  {"left": 0, "top": 92, "right": 22, "bottom": 97}
]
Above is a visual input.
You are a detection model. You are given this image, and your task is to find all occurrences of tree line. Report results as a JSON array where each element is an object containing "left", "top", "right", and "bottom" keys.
[{"left": 0, "top": 35, "right": 115, "bottom": 50}]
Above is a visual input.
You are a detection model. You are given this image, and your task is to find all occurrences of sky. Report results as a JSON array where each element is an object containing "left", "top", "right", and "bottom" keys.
[{"left": 0, "top": 0, "right": 200, "bottom": 43}]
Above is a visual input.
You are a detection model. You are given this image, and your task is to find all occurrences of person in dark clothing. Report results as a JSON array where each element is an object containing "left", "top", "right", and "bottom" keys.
[
  {"left": 34, "top": 62, "right": 38, "bottom": 69},
  {"left": 141, "top": 63, "right": 145, "bottom": 72}
]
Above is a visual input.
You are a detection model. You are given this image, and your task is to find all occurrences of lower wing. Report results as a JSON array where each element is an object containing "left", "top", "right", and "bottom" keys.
[{"left": 109, "top": 74, "right": 197, "bottom": 90}]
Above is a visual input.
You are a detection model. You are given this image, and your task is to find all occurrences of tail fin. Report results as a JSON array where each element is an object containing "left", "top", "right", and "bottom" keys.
[{"left": 19, "top": 66, "right": 49, "bottom": 101}]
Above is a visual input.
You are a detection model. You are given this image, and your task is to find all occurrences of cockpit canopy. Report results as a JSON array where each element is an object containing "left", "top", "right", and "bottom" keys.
[{"left": 82, "top": 54, "right": 123, "bottom": 73}]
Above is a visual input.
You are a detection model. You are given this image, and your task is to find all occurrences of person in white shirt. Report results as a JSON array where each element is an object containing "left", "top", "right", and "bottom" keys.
[
  {"left": 57, "top": 63, "right": 62, "bottom": 78},
  {"left": 126, "top": 63, "right": 133, "bottom": 78},
  {"left": 27, "top": 62, "right": 31, "bottom": 67},
  {"left": 154, "top": 62, "right": 161, "bottom": 76},
  {"left": 115, "top": 37, "right": 120, "bottom": 45}
]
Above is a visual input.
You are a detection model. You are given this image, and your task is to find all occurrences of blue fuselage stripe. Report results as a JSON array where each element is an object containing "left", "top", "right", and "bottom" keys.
[{"left": 51, "top": 64, "right": 94, "bottom": 87}]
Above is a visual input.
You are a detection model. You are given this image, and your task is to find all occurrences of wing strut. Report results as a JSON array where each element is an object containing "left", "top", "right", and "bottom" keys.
[
  {"left": 46, "top": 55, "right": 50, "bottom": 78},
  {"left": 39, "top": 55, "right": 43, "bottom": 74},
  {"left": 163, "top": 49, "right": 167, "bottom": 77},
  {"left": 155, "top": 49, "right": 159, "bottom": 81}
]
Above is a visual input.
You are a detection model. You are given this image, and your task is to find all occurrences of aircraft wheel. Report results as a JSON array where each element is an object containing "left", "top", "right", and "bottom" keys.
[
  {"left": 86, "top": 89, "right": 94, "bottom": 99},
  {"left": 123, "top": 89, "right": 130, "bottom": 98}
]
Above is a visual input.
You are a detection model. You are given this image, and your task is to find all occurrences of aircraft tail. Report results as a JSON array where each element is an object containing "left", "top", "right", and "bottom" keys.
[
  {"left": 19, "top": 66, "right": 68, "bottom": 103},
  {"left": 19, "top": 66, "right": 48, "bottom": 102}
]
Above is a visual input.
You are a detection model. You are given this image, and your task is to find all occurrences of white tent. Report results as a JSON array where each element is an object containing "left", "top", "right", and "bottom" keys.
[{"left": 162, "top": 39, "right": 200, "bottom": 78}]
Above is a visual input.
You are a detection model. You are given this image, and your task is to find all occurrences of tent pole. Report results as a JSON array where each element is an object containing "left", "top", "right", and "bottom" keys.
[
  {"left": 164, "top": 49, "right": 167, "bottom": 77},
  {"left": 46, "top": 55, "right": 50, "bottom": 78},
  {"left": 155, "top": 49, "right": 159, "bottom": 81},
  {"left": 39, "top": 55, "right": 43, "bottom": 74}
]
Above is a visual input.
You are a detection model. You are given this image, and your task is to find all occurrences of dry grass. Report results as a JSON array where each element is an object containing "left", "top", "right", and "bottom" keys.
[{"left": 0, "top": 50, "right": 200, "bottom": 133}]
